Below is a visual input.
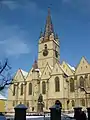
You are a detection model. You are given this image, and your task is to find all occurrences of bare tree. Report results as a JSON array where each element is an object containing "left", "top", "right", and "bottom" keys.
[{"left": 0, "top": 59, "right": 13, "bottom": 92}]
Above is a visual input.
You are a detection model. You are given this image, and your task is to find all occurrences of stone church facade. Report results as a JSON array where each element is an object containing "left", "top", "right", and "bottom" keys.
[{"left": 7, "top": 9, "right": 90, "bottom": 112}]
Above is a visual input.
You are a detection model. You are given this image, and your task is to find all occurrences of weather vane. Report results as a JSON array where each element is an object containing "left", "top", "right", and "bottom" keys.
[
  {"left": 48, "top": 3, "right": 52, "bottom": 9},
  {"left": 48, "top": 3, "right": 52, "bottom": 14}
]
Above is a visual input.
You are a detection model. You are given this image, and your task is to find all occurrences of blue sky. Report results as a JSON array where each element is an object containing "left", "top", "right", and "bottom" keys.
[{"left": 0, "top": 0, "right": 90, "bottom": 74}]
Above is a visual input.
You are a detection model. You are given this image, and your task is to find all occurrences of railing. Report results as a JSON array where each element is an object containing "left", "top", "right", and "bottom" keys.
[{"left": 5, "top": 112, "right": 51, "bottom": 120}]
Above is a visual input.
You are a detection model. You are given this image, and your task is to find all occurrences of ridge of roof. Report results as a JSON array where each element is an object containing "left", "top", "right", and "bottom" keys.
[
  {"left": 67, "top": 63, "right": 75, "bottom": 71},
  {"left": 20, "top": 69, "right": 28, "bottom": 77}
]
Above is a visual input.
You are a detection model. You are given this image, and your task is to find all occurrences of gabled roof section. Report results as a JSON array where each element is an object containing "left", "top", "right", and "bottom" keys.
[
  {"left": 41, "top": 62, "right": 52, "bottom": 79},
  {"left": 75, "top": 56, "right": 90, "bottom": 75},
  {"left": 25, "top": 67, "right": 33, "bottom": 79},
  {"left": 12, "top": 68, "right": 25, "bottom": 82},
  {"left": 51, "top": 62, "right": 65, "bottom": 76},
  {"left": 61, "top": 61, "right": 74, "bottom": 76},
  {"left": 67, "top": 63, "right": 75, "bottom": 72},
  {"left": 20, "top": 69, "right": 28, "bottom": 78}
]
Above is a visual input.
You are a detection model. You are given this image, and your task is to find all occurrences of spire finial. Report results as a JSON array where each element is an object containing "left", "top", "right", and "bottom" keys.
[
  {"left": 32, "top": 59, "right": 38, "bottom": 70},
  {"left": 48, "top": 7, "right": 50, "bottom": 16}
]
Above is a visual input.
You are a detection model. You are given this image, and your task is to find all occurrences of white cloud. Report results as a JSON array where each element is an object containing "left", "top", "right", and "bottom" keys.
[
  {"left": 1, "top": 0, "right": 38, "bottom": 11},
  {"left": 0, "top": 23, "right": 30, "bottom": 57},
  {"left": 1, "top": 0, "right": 19, "bottom": 10},
  {"left": 0, "top": 0, "right": 45, "bottom": 18},
  {"left": 62, "top": 0, "right": 90, "bottom": 14},
  {"left": 0, "top": 38, "right": 30, "bottom": 56}
]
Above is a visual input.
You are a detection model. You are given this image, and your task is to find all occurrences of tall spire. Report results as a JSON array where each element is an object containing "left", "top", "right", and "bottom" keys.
[
  {"left": 44, "top": 8, "right": 54, "bottom": 40},
  {"left": 39, "top": 28, "right": 43, "bottom": 38}
]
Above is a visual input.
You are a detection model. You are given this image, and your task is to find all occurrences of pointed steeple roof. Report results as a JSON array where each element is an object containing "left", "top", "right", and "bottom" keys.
[
  {"left": 39, "top": 29, "right": 43, "bottom": 38},
  {"left": 32, "top": 60, "right": 38, "bottom": 70},
  {"left": 44, "top": 8, "right": 54, "bottom": 40}
]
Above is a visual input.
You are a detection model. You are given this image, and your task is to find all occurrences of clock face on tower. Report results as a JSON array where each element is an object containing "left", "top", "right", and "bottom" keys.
[
  {"left": 43, "top": 49, "right": 48, "bottom": 56},
  {"left": 43, "top": 44, "right": 48, "bottom": 56}
]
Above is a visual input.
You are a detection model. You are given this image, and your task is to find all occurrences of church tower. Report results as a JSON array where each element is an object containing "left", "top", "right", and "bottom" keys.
[{"left": 38, "top": 9, "right": 60, "bottom": 72}]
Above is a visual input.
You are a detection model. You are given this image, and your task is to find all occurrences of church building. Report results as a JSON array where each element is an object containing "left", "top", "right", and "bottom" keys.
[{"left": 7, "top": 9, "right": 90, "bottom": 112}]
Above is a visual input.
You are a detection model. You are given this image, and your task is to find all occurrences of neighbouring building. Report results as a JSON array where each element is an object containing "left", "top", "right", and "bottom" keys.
[
  {"left": 0, "top": 94, "right": 7, "bottom": 112},
  {"left": 7, "top": 9, "right": 90, "bottom": 112}
]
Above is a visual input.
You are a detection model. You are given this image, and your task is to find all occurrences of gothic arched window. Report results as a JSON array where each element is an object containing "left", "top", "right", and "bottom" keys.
[
  {"left": 55, "top": 76, "right": 60, "bottom": 92},
  {"left": 72, "top": 100, "right": 75, "bottom": 107},
  {"left": 21, "top": 83, "right": 23, "bottom": 95},
  {"left": 13, "top": 84, "right": 16, "bottom": 96},
  {"left": 79, "top": 76, "right": 85, "bottom": 91},
  {"left": 70, "top": 78, "right": 74, "bottom": 92},
  {"left": 27, "top": 101, "right": 29, "bottom": 107},
  {"left": 20, "top": 101, "right": 22, "bottom": 104},
  {"left": 81, "top": 99, "right": 85, "bottom": 106},
  {"left": 29, "top": 83, "right": 32, "bottom": 95},
  {"left": 13, "top": 101, "right": 15, "bottom": 106},
  {"left": 42, "top": 81, "right": 46, "bottom": 94}
]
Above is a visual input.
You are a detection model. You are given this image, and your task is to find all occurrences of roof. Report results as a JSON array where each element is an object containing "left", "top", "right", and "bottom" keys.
[
  {"left": 20, "top": 69, "right": 28, "bottom": 77},
  {"left": 0, "top": 94, "right": 7, "bottom": 100},
  {"left": 67, "top": 63, "right": 75, "bottom": 71}
]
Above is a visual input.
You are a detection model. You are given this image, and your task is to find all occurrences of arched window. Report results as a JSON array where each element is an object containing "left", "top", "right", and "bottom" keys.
[
  {"left": 79, "top": 76, "right": 85, "bottom": 91},
  {"left": 27, "top": 101, "right": 29, "bottom": 107},
  {"left": 72, "top": 100, "right": 75, "bottom": 107},
  {"left": 21, "top": 83, "right": 23, "bottom": 95},
  {"left": 13, "top": 84, "right": 16, "bottom": 96},
  {"left": 29, "top": 83, "right": 32, "bottom": 95},
  {"left": 70, "top": 78, "right": 74, "bottom": 92},
  {"left": 55, "top": 76, "right": 60, "bottom": 92},
  {"left": 13, "top": 101, "right": 15, "bottom": 106},
  {"left": 42, "top": 81, "right": 46, "bottom": 94},
  {"left": 20, "top": 101, "right": 22, "bottom": 104},
  {"left": 81, "top": 99, "right": 85, "bottom": 106}
]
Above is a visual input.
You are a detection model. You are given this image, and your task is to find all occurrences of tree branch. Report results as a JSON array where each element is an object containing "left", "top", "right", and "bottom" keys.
[{"left": 0, "top": 59, "right": 12, "bottom": 91}]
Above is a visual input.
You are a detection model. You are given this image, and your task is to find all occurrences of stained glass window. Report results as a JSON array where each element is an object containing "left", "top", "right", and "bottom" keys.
[
  {"left": 29, "top": 83, "right": 32, "bottom": 95},
  {"left": 42, "top": 81, "right": 46, "bottom": 94},
  {"left": 21, "top": 83, "right": 23, "bottom": 95},
  {"left": 70, "top": 78, "right": 74, "bottom": 92},
  {"left": 55, "top": 76, "right": 60, "bottom": 92}
]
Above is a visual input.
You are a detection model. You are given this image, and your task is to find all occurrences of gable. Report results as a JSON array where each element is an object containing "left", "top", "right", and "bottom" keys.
[
  {"left": 51, "top": 62, "right": 63, "bottom": 75},
  {"left": 41, "top": 63, "right": 51, "bottom": 79},
  {"left": 20, "top": 69, "right": 28, "bottom": 79},
  {"left": 75, "top": 57, "right": 90, "bottom": 75},
  {"left": 26, "top": 67, "right": 33, "bottom": 81},
  {"left": 61, "top": 61, "right": 74, "bottom": 76},
  {"left": 13, "top": 69, "right": 25, "bottom": 82}
]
